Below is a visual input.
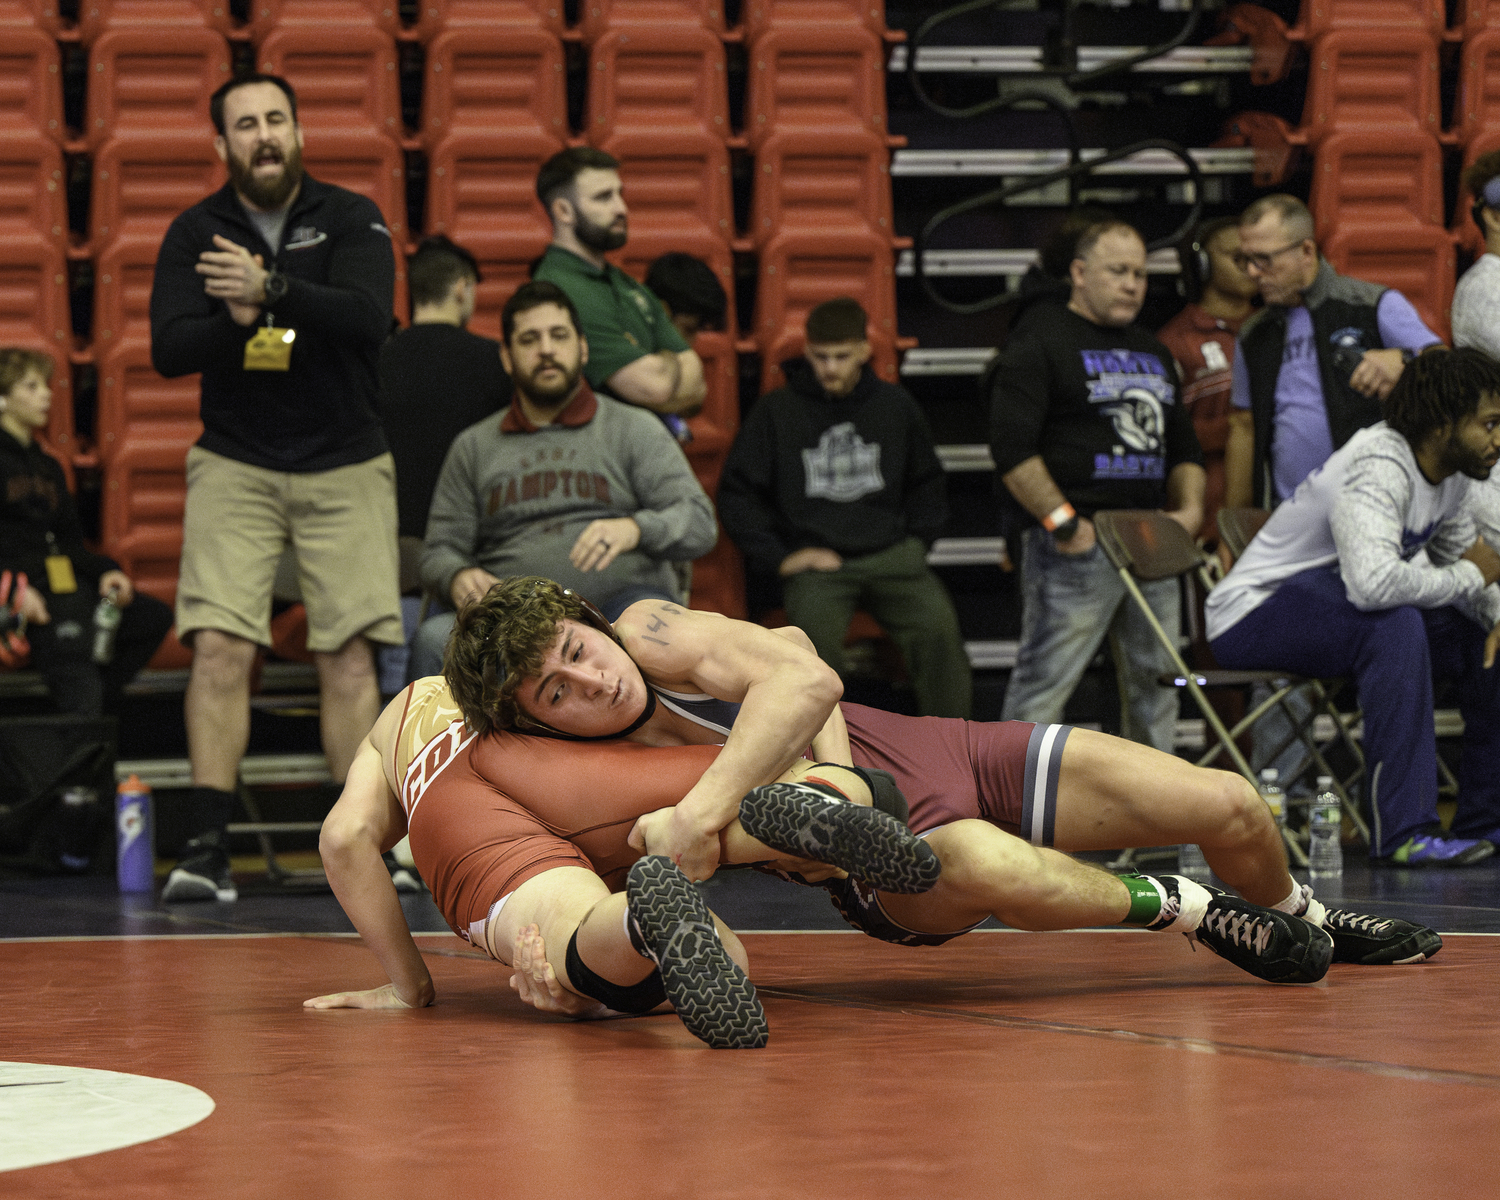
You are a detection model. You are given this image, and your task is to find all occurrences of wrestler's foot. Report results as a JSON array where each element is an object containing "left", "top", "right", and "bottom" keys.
[
  {"left": 626, "top": 856, "right": 768, "bottom": 1049},
  {"left": 1319, "top": 908, "right": 1442, "bottom": 964},
  {"left": 161, "top": 832, "right": 236, "bottom": 903},
  {"left": 382, "top": 851, "right": 423, "bottom": 894},
  {"left": 1192, "top": 885, "right": 1333, "bottom": 984},
  {"left": 739, "top": 781, "right": 941, "bottom": 895}
]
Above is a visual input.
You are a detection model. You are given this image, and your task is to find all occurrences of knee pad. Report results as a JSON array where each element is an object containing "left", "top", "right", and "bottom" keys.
[
  {"left": 564, "top": 929, "right": 666, "bottom": 1014},
  {"left": 805, "top": 762, "right": 909, "bottom": 824}
]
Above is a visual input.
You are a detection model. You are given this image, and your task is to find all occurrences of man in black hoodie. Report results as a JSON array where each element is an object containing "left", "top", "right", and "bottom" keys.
[
  {"left": 149, "top": 74, "right": 404, "bottom": 903},
  {"left": 718, "top": 299, "right": 971, "bottom": 717}
]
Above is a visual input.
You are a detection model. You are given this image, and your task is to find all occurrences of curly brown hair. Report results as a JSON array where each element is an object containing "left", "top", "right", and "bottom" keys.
[{"left": 444, "top": 576, "right": 617, "bottom": 735}]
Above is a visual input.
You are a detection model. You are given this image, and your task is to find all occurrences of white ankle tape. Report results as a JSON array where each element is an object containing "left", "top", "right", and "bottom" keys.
[{"left": 1164, "top": 876, "right": 1211, "bottom": 933}]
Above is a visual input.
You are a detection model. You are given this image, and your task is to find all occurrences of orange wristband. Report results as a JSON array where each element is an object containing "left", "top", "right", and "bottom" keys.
[{"left": 1041, "top": 502, "right": 1077, "bottom": 533}]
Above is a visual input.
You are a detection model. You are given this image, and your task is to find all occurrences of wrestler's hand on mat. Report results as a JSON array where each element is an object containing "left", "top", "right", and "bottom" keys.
[
  {"left": 628, "top": 805, "right": 721, "bottom": 882},
  {"left": 302, "top": 983, "right": 431, "bottom": 1010},
  {"left": 509, "top": 926, "right": 611, "bottom": 1019}
]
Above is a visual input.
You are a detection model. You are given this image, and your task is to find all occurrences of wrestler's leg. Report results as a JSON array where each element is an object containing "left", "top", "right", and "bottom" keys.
[
  {"left": 719, "top": 761, "right": 871, "bottom": 875},
  {"left": 1047, "top": 727, "right": 1294, "bottom": 908},
  {"left": 878, "top": 820, "right": 1132, "bottom": 932}
]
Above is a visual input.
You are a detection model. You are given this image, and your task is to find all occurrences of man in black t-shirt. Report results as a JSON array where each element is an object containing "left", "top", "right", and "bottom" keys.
[
  {"left": 989, "top": 216, "right": 1205, "bottom": 752},
  {"left": 378, "top": 236, "right": 511, "bottom": 541}
]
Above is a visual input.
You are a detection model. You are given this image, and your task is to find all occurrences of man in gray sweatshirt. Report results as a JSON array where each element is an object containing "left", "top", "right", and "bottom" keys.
[
  {"left": 408, "top": 281, "right": 717, "bottom": 679},
  {"left": 1207, "top": 348, "right": 1500, "bottom": 866}
]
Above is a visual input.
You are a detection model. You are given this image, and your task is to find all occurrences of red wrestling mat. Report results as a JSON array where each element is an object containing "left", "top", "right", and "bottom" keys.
[{"left": 5, "top": 929, "right": 1497, "bottom": 1199}]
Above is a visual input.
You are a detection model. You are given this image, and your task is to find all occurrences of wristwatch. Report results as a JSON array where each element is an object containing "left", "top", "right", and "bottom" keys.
[{"left": 262, "top": 267, "right": 289, "bottom": 306}]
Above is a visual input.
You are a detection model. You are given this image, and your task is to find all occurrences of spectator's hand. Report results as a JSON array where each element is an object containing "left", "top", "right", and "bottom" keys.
[
  {"left": 570, "top": 517, "right": 641, "bottom": 573},
  {"left": 1349, "top": 348, "right": 1409, "bottom": 400},
  {"left": 1053, "top": 516, "right": 1097, "bottom": 556},
  {"left": 1486, "top": 621, "right": 1500, "bottom": 670},
  {"left": 778, "top": 547, "right": 843, "bottom": 576},
  {"left": 2, "top": 571, "right": 50, "bottom": 626},
  {"left": 197, "top": 236, "right": 269, "bottom": 326},
  {"left": 450, "top": 567, "right": 502, "bottom": 610},
  {"left": 509, "top": 924, "right": 611, "bottom": 1018},
  {"left": 99, "top": 570, "right": 133, "bottom": 607},
  {"left": 1463, "top": 537, "right": 1500, "bottom": 588}
]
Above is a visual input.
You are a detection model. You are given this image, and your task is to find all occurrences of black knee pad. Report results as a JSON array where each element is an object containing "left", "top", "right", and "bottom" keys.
[
  {"left": 564, "top": 929, "right": 667, "bottom": 1014},
  {"left": 806, "top": 763, "right": 909, "bottom": 824}
]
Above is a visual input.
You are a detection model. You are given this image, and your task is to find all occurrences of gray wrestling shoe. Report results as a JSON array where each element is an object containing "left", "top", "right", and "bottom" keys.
[
  {"left": 625, "top": 856, "right": 768, "bottom": 1049},
  {"left": 739, "top": 781, "right": 941, "bottom": 895}
]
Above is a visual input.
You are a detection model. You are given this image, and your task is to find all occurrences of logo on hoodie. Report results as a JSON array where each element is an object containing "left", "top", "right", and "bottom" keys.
[{"left": 803, "top": 422, "right": 884, "bottom": 502}]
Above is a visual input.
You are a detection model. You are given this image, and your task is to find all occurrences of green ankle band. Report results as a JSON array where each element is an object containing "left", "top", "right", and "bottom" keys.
[{"left": 1119, "top": 873, "right": 1164, "bottom": 926}]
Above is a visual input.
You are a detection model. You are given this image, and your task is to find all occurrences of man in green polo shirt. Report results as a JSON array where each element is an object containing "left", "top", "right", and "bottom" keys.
[{"left": 533, "top": 148, "right": 706, "bottom": 420}]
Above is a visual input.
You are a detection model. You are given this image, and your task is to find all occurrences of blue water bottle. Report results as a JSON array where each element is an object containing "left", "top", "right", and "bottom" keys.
[{"left": 116, "top": 774, "right": 154, "bottom": 893}]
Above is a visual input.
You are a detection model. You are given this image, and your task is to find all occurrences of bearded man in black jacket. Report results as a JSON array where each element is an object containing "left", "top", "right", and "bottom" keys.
[{"left": 718, "top": 298, "right": 971, "bottom": 718}]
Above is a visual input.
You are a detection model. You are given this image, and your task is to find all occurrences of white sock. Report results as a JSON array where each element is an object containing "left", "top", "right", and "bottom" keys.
[
  {"left": 1273, "top": 881, "right": 1327, "bottom": 927},
  {"left": 1160, "top": 875, "right": 1212, "bottom": 933}
]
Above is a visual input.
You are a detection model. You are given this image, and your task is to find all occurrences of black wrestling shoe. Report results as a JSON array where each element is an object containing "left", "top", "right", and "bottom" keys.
[
  {"left": 1320, "top": 908, "right": 1443, "bottom": 964},
  {"left": 161, "top": 832, "right": 236, "bottom": 903},
  {"left": 1193, "top": 886, "right": 1333, "bottom": 984},
  {"left": 625, "top": 856, "right": 768, "bottom": 1049},
  {"left": 738, "top": 781, "right": 941, "bottom": 895},
  {"left": 383, "top": 851, "right": 423, "bottom": 894}
]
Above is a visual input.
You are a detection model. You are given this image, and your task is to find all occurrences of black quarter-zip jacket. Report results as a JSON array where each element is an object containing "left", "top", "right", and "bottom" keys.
[{"left": 149, "top": 174, "right": 395, "bottom": 473}]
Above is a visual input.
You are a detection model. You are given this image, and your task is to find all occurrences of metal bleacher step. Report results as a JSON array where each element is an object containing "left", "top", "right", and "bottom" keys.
[
  {"left": 897, "top": 246, "right": 1182, "bottom": 277},
  {"left": 891, "top": 146, "right": 1255, "bottom": 179},
  {"left": 888, "top": 45, "right": 1255, "bottom": 74}
]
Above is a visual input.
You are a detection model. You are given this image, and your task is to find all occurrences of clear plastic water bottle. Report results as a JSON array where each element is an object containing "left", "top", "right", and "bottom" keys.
[
  {"left": 1308, "top": 774, "right": 1343, "bottom": 895},
  {"left": 116, "top": 774, "right": 154, "bottom": 893},
  {"left": 92, "top": 588, "right": 122, "bottom": 665},
  {"left": 1178, "top": 842, "right": 1212, "bottom": 883},
  {"left": 1259, "top": 768, "right": 1286, "bottom": 832}
]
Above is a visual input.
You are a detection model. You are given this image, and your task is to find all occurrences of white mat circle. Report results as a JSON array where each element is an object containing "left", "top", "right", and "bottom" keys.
[{"left": 0, "top": 1062, "right": 214, "bottom": 1172}]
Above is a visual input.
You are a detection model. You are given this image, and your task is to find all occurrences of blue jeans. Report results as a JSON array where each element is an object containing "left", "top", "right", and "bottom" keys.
[
  {"left": 1210, "top": 564, "right": 1500, "bottom": 855},
  {"left": 1001, "top": 526, "right": 1180, "bottom": 753}
]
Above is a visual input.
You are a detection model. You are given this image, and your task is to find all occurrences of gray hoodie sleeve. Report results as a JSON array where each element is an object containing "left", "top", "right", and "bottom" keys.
[
  {"left": 616, "top": 407, "right": 718, "bottom": 561},
  {"left": 420, "top": 432, "right": 484, "bottom": 601},
  {"left": 1331, "top": 440, "right": 1488, "bottom": 612}
]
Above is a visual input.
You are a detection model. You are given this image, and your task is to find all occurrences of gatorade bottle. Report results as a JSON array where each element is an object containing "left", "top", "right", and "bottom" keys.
[{"left": 116, "top": 774, "right": 154, "bottom": 893}]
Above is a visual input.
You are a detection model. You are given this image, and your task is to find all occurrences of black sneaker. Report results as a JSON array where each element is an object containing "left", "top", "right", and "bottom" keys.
[
  {"left": 1193, "top": 885, "right": 1333, "bottom": 984},
  {"left": 738, "top": 781, "right": 941, "bottom": 895},
  {"left": 161, "top": 833, "right": 236, "bottom": 903},
  {"left": 383, "top": 851, "right": 423, "bottom": 893},
  {"left": 625, "top": 856, "right": 768, "bottom": 1049},
  {"left": 1321, "top": 908, "right": 1442, "bottom": 964}
]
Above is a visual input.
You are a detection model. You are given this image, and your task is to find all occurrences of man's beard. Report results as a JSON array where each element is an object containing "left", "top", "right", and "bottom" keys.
[
  {"left": 517, "top": 357, "right": 584, "bottom": 408},
  {"left": 229, "top": 140, "right": 304, "bottom": 211},
  {"left": 574, "top": 210, "right": 627, "bottom": 253},
  {"left": 1447, "top": 438, "right": 1499, "bottom": 481}
]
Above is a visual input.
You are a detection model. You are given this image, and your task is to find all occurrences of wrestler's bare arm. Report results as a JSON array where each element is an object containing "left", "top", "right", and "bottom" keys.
[
  {"left": 305, "top": 693, "right": 435, "bottom": 1011},
  {"left": 768, "top": 624, "right": 852, "bottom": 766},
  {"left": 615, "top": 600, "right": 842, "bottom": 878}
]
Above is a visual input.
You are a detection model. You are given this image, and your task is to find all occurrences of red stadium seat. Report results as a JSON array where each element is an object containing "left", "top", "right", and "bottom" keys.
[
  {"left": 1322, "top": 223, "right": 1455, "bottom": 341},
  {"left": 688, "top": 535, "right": 746, "bottom": 619},
  {"left": 420, "top": 26, "right": 567, "bottom": 148},
  {"left": 94, "top": 343, "right": 202, "bottom": 461},
  {"left": 85, "top": 26, "right": 232, "bottom": 149},
  {"left": 246, "top": 0, "right": 400, "bottom": 38},
  {"left": 0, "top": 133, "right": 67, "bottom": 247},
  {"left": 92, "top": 238, "right": 160, "bottom": 360},
  {"left": 425, "top": 129, "right": 563, "bottom": 339},
  {"left": 75, "top": 0, "right": 235, "bottom": 44},
  {"left": 0, "top": 27, "right": 64, "bottom": 140},
  {"left": 749, "top": 128, "right": 893, "bottom": 246},
  {"left": 1297, "top": 28, "right": 1441, "bottom": 148},
  {"left": 89, "top": 132, "right": 226, "bottom": 251},
  {"left": 1289, "top": 0, "right": 1445, "bottom": 41},
  {"left": 1309, "top": 130, "right": 1443, "bottom": 233},
  {"left": 585, "top": 27, "right": 730, "bottom": 141},
  {"left": 682, "top": 329, "right": 738, "bottom": 477},
  {"left": 745, "top": 25, "right": 889, "bottom": 148},
  {"left": 411, "top": 0, "right": 566, "bottom": 40},
  {"left": 755, "top": 228, "right": 897, "bottom": 369},
  {"left": 0, "top": 240, "right": 70, "bottom": 356},
  {"left": 0, "top": 0, "right": 63, "bottom": 37},
  {"left": 257, "top": 24, "right": 402, "bottom": 141},
  {"left": 596, "top": 129, "right": 732, "bottom": 240},
  {"left": 1454, "top": 28, "right": 1500, "bottom": 149},
  {"left": 296, "top": 129, "right": 407, "bottom": 239},
  {"left": 741, "top": 0, "right": 890, "bottom": 43},
  {"left": 577, "top": 0, "right": 725, "bottom": 45}
]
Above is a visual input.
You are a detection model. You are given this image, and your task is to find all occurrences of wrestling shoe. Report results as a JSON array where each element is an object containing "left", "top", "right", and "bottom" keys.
[
  {"left": 625, "top": 856, "right": 768, "bottom": 1049},
  {"left": 383, "top": 851, "right": 423, "bottom": 893},
  {"left": 738, "top": 781, "right": 941, "bottom": 895},
  {"left": 1384, "top": 833, "right": 1495, "bottom": 867},
  {"left": 1192, "top": 885, "right": 1332, "bottom": 984},
  {"left": 1320, "top": 908, "right": 1443, "bottom": 964},
  {"left": 161, "top": 832, "right": 236, "bottom": 903}
]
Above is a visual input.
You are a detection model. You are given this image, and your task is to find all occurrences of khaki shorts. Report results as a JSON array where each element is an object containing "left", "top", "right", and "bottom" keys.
[{"left": 176, "top": 447, "right": 404, "bottom": 651}]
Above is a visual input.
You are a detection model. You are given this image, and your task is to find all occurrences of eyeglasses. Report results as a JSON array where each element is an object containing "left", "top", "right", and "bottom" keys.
[{"left": 1231, "top": 240, "right": 1306, "bottom": 272}]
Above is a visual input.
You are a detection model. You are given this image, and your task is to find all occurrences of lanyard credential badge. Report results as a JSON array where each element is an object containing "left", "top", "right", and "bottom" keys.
[{"left": 245, "top": 315, "right": 296, "bottom": 371}]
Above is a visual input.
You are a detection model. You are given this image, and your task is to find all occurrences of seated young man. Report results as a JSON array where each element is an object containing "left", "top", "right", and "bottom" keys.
[
  {"left": 0, "top": 349, "right": 172, "bottom": 714},
  {"left": 442, "top": 577, "right": 1446, "bottom": 979},
  {"left": 1207, "top": 347, "right": 1500, "bottom": 866},
  {"left": 306, "top": 669, "right": 940, "bottom": 1049}
]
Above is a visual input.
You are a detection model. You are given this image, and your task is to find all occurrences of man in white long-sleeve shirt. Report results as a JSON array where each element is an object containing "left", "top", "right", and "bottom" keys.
[{"left": 1206, "top": 348, "right": 1500, "bottom": 866}]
